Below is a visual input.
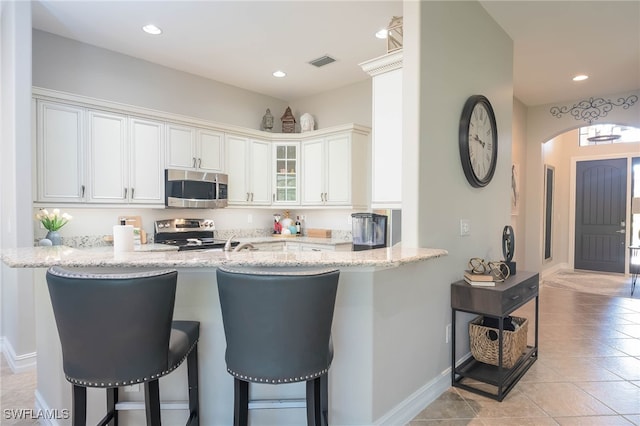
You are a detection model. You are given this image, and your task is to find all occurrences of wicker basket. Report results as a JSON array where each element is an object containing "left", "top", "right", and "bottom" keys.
[{"left": 469, "top": 316, "right": 528, "bottom": 369}]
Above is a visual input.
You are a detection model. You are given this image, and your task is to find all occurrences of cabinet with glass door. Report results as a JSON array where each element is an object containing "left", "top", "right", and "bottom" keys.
[{"left": 272, "top": 142, "right": 300, "bottom": 205}]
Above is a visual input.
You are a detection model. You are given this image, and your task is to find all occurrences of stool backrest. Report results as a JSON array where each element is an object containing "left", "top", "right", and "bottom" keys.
[
  {"left": 216, "top": 267, "right": 339, "bottom": 383},
  {"left": 46, "top": 266, "right": 178, "bottom": 386}
]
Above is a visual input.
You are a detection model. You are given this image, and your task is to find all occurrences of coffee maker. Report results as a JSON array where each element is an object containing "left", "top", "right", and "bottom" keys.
[{"left": 351, "top": 213, "right": 388, "bottom": 251}]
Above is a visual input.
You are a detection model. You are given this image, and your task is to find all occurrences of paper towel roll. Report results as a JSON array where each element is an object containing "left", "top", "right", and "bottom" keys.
[{"left": 113, "top": 225, "right": 134, "bottom": 252}]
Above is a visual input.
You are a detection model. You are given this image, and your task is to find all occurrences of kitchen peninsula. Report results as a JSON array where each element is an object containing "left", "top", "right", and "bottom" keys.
[{"left": 2, "top": 245, "right": 448, "bottom": 425}]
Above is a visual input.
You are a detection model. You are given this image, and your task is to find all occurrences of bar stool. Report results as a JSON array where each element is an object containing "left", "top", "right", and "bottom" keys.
[
  {"left": 45, "top": 266, "right": 200, "bottom": 426},
  {"left": 216, "top": 266, "right": 340, "bottom": 426}
]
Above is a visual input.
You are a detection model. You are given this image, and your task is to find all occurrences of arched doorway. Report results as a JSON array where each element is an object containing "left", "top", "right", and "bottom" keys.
[{"left": 540, "top": 124, "right": 640, "bottom": 275}]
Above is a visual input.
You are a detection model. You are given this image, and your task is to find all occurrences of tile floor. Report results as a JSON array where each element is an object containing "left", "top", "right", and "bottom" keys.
[{"left": 1, "top": 271, "right": 639, "bottom": 425}]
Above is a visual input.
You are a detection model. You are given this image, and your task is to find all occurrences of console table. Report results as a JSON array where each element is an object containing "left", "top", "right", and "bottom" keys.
[{"left": 451, "top": 271, "right": 539, "bottom": 401}]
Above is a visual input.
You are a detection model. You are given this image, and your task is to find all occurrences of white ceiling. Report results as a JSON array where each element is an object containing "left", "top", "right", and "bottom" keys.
[{"left": 31, "top": 0, "right": 640, "bottom": 107}]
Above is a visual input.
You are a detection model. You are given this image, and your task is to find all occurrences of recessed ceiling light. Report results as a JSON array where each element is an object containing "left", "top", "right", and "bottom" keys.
[
  {"left": 142, "top": 24, "right": 162, "bottom": 35},
  {"left": 375, "top": 29, "right": 388, "bottom": 39},
  {"left": 572, "top": 74, "right": 589, "bottom": 81},
  {"left": 272, "top": 70, "right": 286, "bottom": 78}
]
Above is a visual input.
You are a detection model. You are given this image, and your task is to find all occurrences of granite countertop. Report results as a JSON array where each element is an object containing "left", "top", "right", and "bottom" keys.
[{"left": 1, "top": 244, "right": 447, "bottom": 269}]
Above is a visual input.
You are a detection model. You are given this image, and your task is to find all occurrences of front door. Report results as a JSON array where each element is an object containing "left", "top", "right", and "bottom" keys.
[{"left": 575, "top": 158, "right": 627, "bottom": 273}]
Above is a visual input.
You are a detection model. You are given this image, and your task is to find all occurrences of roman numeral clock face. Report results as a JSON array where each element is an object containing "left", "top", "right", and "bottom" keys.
[{"left": 459, "top": 95, "right": 498, "bottom": 188}]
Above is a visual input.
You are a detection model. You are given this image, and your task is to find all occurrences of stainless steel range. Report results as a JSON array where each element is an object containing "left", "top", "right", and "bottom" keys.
[{"left": 154, "top": 218, "right": 238, "bottom": 251}]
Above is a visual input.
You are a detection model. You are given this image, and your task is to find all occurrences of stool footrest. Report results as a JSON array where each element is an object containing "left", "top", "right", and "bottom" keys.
[
  {"left": 115, "top": 401, "right": 189, "bottom": 411},
  {"left": 248, "top": 398, "right": 306, "bottom": 410}
]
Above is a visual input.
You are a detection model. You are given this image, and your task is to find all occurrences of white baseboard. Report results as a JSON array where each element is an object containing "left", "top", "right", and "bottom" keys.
[
  {"left": 540, "top": 262, "right": 570, "bottom": 280},
  {"left": 374, "top": 367, "right": 451, "bottom": 426},
  {"left": 34, "top": 390, "right": 61, "bottom": 426},
  {"left": 0, "top": 336, "right": 37, "bottom": 373}
]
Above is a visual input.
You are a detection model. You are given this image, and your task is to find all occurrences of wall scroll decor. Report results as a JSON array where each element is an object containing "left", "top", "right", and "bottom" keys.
[{"left": 549, "top": 95, "right": 638, "bottom": 124}]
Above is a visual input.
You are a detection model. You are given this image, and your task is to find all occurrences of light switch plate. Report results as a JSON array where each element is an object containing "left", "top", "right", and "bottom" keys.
[{"left": 460, "top": 219, "right": 471, "bottom": 236}]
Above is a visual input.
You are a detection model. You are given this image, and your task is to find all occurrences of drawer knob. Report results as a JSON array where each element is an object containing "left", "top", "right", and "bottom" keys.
[{"left": 510, "top": 295, "right": 520, "bottom": 300}]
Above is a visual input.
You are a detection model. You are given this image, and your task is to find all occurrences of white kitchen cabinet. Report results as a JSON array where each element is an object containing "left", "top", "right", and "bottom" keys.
[
  {"left": 36, "top": 101, "right": 86, "bottom": 202},
  {"left": 361, "top": 51, "right": 403, "bottom": 208},
  {"left": 272, "top": 141, "right": 299, "bottom": 205},
  {"left": 87, "top": 110, "right": 128, "bottom": 203},
  {"left": 166, "top": 124, "right": 224, "bottom": 172},
  {"left": 88, "top": 113, "right": 164, "bottom": 204},
  {"left": 129, "top": 118, "right": 164, "bottom": 204},
  {"left": 36, "top": 99, "right": 165, "bottom": 206},
  {"left": 226, "top": 134, "right": 271, "bottom": 205},
  {"left": 301, "top": 130, "right": 368, "bottom": 208}
]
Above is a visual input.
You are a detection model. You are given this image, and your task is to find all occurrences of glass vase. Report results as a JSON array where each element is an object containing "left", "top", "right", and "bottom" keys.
[{"left": 46, "top": 230, "right": 62, "bottom": 246}]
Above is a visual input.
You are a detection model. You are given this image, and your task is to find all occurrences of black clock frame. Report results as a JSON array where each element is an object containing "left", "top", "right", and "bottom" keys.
[{"left": 458, "top": 95, "right": 498, "bottom": 188}]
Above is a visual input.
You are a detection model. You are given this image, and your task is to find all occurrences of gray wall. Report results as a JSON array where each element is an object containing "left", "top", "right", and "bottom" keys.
[{"left": 32, "top": 30, "right": 288, "bottom": 130}]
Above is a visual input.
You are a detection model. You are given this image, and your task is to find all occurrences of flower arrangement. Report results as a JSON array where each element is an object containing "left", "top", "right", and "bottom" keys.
[{"left": 35, "top": 208, "right": 72, "bottom": 231}]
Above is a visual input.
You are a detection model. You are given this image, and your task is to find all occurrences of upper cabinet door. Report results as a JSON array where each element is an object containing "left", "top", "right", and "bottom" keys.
[
  {"left": 197, "top": 129, "right": 225, "bottom": 172},
  {"left": 87, "top": 110, "right": 128, "bottom": 203},
  {"left": 226, "top": 134, "right": 250, "bottom": 204},
  {"left": 37, "top": 101, "right": 86, "bottom": 202},
  {"left": 166, "top": 124, "right": 196, "bottom": 170},
  {"left": 325, "top": 133, "right": 351, "bottom": 205},
  {"left": 272, "top": 142, "right": 300, "bottom": 205},
  {"left": 129, "top": 117, "right": 164, "bottom": 204},
  {"left": 301, "top": 138, "right": 325, "bottom": 205},
  {"left": 248, "top": 139, "right": 272, "bottom": 205}
]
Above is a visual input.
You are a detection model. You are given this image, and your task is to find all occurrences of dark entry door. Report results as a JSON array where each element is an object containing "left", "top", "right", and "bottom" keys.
[{"left": 575, "top": 158, "right": 627, "bottom": 273}]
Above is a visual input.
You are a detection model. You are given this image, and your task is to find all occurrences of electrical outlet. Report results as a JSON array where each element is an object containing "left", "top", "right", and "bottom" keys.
[
  {"left": 460, "top": 219, "right": 471, "bottom": 236},
  {"left": 445, "top": 323, "right": 452, "bottom": 343},
  {"left": 124, "top": 384, "right": 140, "bottom": 392}
]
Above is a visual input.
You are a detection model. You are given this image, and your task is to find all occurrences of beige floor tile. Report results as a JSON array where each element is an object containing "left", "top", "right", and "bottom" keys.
[
  {"left": 457, "top": 388, "right": 549, "bottom": 419},
  {"left": 602, "top": 338, "right": 640, "bottom": 356},
  {"left": 553, "top": 416, "right": 635, "bottom": 425},
  {"left": 576, "top": 381, "right": 640, "bottom": 415},
  {"left": 622, "top": 414, "right": 640, "bottom": 425},
  {"left": 411, "top": 389, "right": 477, "bottom": 421},
  {"left": 407, "top": 420, "right": 485, "bottom": 425},
  {"left": 517, "top": 382, "right": 616, "bottom": 417},
  {"left": 592, "top": 356, "right": 640, "bottom": 381},
  {"left": 477, "top": 418, "right": 559, "bottom": 426}
]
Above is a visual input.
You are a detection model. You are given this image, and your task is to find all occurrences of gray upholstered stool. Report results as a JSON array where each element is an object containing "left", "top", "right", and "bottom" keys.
[
  {"left": 46, "top": 266, "right": 200, "bottom": 426},
  {"left": 216, "top": 266, "right": 340, "bottom": 426}
]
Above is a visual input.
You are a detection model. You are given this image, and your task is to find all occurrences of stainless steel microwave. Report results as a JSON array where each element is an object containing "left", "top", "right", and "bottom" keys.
[{"left": 164, "top": 169, "right": 228, "bottom": 209}]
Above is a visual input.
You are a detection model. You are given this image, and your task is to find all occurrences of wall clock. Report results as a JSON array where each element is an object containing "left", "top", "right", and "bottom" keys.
[{"left": 459, "top": 95, "right": 498, "bottom": 187}]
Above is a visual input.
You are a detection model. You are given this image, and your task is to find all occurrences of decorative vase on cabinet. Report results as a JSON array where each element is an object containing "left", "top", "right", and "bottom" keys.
[{"left": 45, "top": 231, "right": 62, "bottom": 246}]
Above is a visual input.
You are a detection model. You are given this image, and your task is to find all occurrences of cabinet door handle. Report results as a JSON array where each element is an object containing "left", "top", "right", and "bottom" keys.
[
  {"left": 124, "top": 187, "right": 128, "bottom": 198},
  {"left": 529, "top": 285, "right": 538, "bottom": 290},
  {"left": 246, "top": 192, "right": 250, "bottom": 202},
  {"left": 273, "top": 193, "right": 275, "bottom": 202},
  {"left": 251, "top": 192, "right": 254, "bottom": 202},
  {"left": 198, "top": 158, "right": 202, "bottom": 168},
  {"left": 193, "top": 157, "right": 197, "bottom": 168},
  {"left": 81, "top": 185, "right": 85, "bottom": 198},
  {"left": 131, "top": 188, "right": 135, "bottom": 199},
  {"left": 510, "top": 295, "right": 520, "bottom": 301}
]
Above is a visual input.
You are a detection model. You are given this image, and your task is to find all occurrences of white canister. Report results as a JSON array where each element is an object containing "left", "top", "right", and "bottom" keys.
[{"left": 113, "top": 224, "right": 134, "bottom": 252}]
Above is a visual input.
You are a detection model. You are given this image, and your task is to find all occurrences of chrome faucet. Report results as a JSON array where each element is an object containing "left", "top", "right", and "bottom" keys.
[
  {"left": 223, "top": 235, "right": 235, "bottom": 252},
  {"left": 233, "top": 242, "right": 256, "bottom": 252}
]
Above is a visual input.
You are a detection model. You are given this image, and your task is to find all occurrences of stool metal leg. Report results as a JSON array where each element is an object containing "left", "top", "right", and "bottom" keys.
[
  {"left": 233, "top": 379, "right": 249, "bottom": 426},
  {"left": 306, "top": 377, "right": 322, "bottom": 426},
  {"left": 320, "top": 374, "right": 328, "bottom": 426},
  {"left": 72, "top": 385, "right": 87, "bottom": 426},
  {"left": 144, "top": 380, "right": 162, "bottom": 426},
  {"left": 106, "top": 387, "right": 118, "bottom": 426},
  {"left": 187, "top": 345, "right": 199, "bottom": 426}
]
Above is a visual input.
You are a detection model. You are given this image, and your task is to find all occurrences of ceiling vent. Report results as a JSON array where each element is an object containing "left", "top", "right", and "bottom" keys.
[{"left": 309, "top": 55, "right": 336, "bottom": 68}]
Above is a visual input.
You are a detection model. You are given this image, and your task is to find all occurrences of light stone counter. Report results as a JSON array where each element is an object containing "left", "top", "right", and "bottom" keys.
[{"left": 0, "top": 244, "right": 446, "bottom": 269}]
